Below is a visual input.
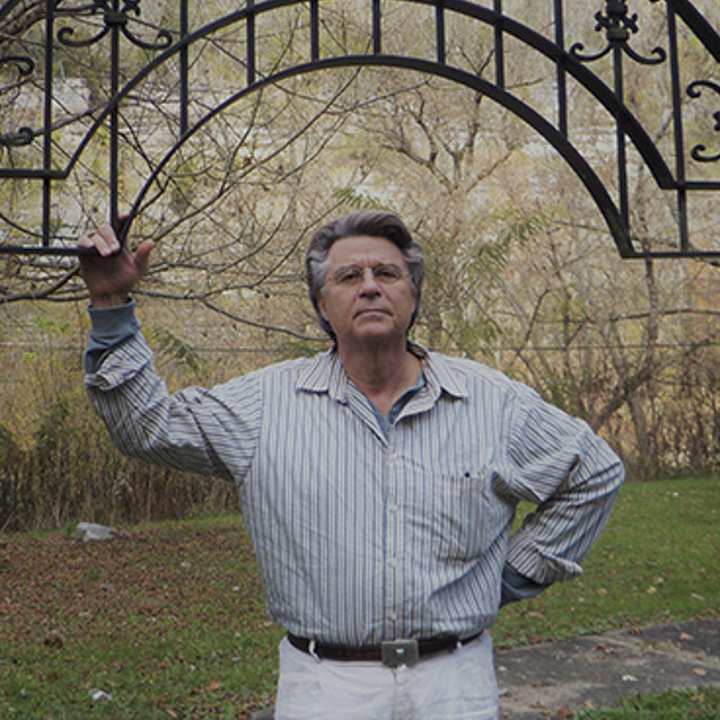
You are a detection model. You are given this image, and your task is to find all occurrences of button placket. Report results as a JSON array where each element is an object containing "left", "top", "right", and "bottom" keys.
[{"left": 383, "top": 435, "right": 405, "bottom": 637}]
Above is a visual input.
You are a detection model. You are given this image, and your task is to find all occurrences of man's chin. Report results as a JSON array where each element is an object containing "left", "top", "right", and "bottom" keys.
[{"left": 354, "top": 315, "right": 392, "bottom": 331}]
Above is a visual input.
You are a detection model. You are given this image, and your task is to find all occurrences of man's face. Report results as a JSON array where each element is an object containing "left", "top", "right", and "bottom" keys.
[{"left": 318, "top": 235, "right": 418, "bottom": 350}]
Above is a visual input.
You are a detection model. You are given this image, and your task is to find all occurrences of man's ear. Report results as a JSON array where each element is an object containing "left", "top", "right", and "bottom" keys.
[{"left": 318, "top": 293, "right": 329, "bottom": 322}]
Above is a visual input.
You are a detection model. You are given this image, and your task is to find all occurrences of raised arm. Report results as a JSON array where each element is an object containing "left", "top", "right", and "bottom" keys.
[{"left": 78, "top": 223, "right": 260, "bottom": 483}]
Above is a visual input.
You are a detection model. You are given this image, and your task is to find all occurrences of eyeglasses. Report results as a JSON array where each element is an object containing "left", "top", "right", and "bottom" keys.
[{"left": 326, "top": 263, "right": 410, "bottom": 287}]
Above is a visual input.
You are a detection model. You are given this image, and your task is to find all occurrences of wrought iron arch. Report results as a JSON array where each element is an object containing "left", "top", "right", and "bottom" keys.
[{"left": 1, "top": 0, "right": 719, "bottom": 258}]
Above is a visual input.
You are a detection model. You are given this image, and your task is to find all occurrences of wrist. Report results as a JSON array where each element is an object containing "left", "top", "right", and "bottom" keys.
[{"left": 89, "top": 292, "right": 131, "bottom": 308}]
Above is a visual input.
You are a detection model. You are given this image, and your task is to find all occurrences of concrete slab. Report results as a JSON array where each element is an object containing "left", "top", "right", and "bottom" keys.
[{"left": 497, "top": 618, "right": 720, "bottom": 719}]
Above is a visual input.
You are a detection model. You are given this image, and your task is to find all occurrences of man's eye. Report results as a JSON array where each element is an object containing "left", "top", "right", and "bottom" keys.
[
  {"left": 337, "top": 268, "right": 363, "bottom": 284},
  {"left": 375, "top": 266, "right": 401, "bottom": 282}
]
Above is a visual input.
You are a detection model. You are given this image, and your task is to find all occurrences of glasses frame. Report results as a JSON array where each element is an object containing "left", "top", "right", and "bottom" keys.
[{"left": 325, "top": 263, "right": 411, "bottom": 288}]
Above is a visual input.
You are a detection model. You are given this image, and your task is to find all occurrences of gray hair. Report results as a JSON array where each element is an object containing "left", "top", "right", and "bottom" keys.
[{"left": 305, "top": 210, "right": 425, "bottom": 338}]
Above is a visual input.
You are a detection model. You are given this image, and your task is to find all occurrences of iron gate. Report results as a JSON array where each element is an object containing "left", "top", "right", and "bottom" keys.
[{"left": 0, "top": 0, "right": 719, "bottom": 258}]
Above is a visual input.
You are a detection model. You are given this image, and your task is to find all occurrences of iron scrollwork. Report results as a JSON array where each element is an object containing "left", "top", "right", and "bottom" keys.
[
  {"left": 0, "top": 126, "right": 34, "bottom": 148},
  {"left": 57, "top": 0, "right": 174, "bottom": 51},
  {"left": 570, "top": 0, "right": 666, "bottom": 65},
  {"left": 0, "top": 55, "right": 37, "bottom": 148},
  {"left": 687, "top": 80, "right": 720, "bottom": 163},
  {"left": 0, "top": 55, "right": 35, "bottom": 77}
]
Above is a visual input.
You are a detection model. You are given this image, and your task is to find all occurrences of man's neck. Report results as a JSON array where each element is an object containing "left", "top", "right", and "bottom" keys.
[{"left": 337, "top": 339, "right": 422, "bottom": 415}]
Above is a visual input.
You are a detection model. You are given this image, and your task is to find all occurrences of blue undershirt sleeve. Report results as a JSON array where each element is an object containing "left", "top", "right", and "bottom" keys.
[
  {"left": 84, "top": 299, "right": 140, "bottom": 374},
  {"left": 500, "top": 563, "right": 550, "bottom": 606}
]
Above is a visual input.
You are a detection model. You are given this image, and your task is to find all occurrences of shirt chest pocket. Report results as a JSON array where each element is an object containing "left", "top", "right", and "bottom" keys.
[{"left": 406, "top": 471, "right": 493, "bottom": 562}]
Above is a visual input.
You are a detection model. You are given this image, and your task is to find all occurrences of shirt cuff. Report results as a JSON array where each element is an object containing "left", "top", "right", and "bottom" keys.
[
  {"left": 84, "top": 299, "right": 140, "bottom": 374},
  {"left": 500, "top": 564, "right": 550, "bottom": 606}
]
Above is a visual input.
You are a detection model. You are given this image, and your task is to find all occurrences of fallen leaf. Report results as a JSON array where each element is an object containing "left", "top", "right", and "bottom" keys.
[
  {"left": 530, "top": 703, "right": 551, "bottom": 716},
  {"left": 43, "top": 633, "right": 64, "bottom": 649}
]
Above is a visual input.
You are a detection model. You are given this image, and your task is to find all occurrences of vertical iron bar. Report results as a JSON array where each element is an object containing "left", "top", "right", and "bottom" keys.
[
  {"left": 666, "top": 2, "right": 689, "bottom": 252},
  {"left": 613, "top": 44, "right": 629, "bottom": 229},
  {"left": 494, "top": 0, "right": 505, "bottom": 90},
  {"left": 372, "top": 0, "right": 381, "bottom": 54},
  {"left": 42, "top": 0, "right": 54, "bottom": 247},
  {"left": 109, "top": 0, "right": 120, "bottom": 235},
  {"left": 247, "top": 0, "right": 256, "bottom": 85},
  {"left": 554, "top": 0, "right": 568, "bottom": 137},
  {"left": 310, "top": 0, "right": 320, "bottom": 61},
  {"left": 436, "top": 0, "right": 446, "bottom": 65},
  {"left": 179, "top": 0, "right": 189, "bottom": 136}
]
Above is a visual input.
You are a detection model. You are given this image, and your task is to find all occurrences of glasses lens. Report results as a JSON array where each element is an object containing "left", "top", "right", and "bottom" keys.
[{"left": 328, "top": 264, "right": 406, "bottom": 286}]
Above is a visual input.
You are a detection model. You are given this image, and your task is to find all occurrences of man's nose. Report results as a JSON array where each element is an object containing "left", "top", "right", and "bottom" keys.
[{"left": 359, "top": 268, "right": 381, "bottom": 294}]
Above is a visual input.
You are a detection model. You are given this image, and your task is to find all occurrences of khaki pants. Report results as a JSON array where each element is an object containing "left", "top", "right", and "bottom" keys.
[{"left": 275, "top": 632, "right": 499, "bottom": 720}]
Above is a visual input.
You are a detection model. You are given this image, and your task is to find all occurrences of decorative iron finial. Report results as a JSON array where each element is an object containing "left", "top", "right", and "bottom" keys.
[
  {"left": 570, "top": 0, "right": 666, "bottom": 65},
  {"left": 57, "top": 0, "right": 174, "bottom": 51}
]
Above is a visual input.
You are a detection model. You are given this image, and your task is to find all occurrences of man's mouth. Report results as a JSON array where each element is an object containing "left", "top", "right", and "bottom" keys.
[{"left": 355, "top": 307, "right": 390, "bottom": 318}]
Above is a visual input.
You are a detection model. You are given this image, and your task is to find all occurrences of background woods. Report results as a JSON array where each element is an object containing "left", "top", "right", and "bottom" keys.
[{"left": 2, "top": 1, "right": 720, "bottom": 531}]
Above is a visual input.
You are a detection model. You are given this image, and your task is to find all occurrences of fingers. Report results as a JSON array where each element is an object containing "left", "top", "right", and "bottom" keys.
[
  {"left": 134, "top": 240, "right": 155, "bottom": 277},
  {"left": 77, "top": 219, "right": 154, "bottom": 282},
  {"left": 78, "top": 223, "right": 120, "bottom": 257}
]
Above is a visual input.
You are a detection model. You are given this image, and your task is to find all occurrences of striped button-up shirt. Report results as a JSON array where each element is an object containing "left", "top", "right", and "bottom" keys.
[{"left": 86, "top": 309, "right": 624, "bottom": 645}]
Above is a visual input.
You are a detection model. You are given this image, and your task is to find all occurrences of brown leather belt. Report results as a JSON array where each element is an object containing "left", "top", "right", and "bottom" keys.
[{"left": 287, "top": 631, "right": 483, "bottom": 668}]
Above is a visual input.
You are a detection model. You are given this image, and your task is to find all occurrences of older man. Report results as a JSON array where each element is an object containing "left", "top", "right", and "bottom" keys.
[{"left": 79, "top": 210, "right": 624, "bottom": 720}]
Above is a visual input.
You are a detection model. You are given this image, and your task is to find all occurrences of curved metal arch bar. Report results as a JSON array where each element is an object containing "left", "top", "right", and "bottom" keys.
[
  {"left": 57, "top": 0, "right": 676, "bottom": 193},
  {"left": 673, "top": 0, "right": 720, "bottom": 64},
  {"left": 123, "top": 55, "right": 636, "bottom": 258}
]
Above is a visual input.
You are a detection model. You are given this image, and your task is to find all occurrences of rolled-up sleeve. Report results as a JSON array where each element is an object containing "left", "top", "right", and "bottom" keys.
[{"left": 84, "top": 300, "right": 141, "bottom": 374}]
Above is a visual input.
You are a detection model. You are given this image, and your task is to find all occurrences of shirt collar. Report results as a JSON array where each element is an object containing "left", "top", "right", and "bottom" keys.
[
  {"left": 295, "top": 343, "right": 469, "bottom": 402},
  {"left": 420, "top": 348, "right": 469, "bottom": 400},
  {"left": 295, "top": 348, "right": 348, "bottom": 401}
]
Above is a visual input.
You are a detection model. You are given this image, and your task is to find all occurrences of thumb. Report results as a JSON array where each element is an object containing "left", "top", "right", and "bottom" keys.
[{"left": 134, "top": 240, "right": 155, "bottom": 277}]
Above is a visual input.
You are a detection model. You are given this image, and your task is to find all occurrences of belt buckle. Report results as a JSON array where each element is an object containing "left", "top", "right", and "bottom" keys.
[{"left": 381, "top": 639, "right": 420, "bottom": 668}]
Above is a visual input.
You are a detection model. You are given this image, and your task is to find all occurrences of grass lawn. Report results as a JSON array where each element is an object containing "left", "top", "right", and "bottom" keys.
[{"left": 1, "top": 477, "right": 718, "bottom": 718}]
